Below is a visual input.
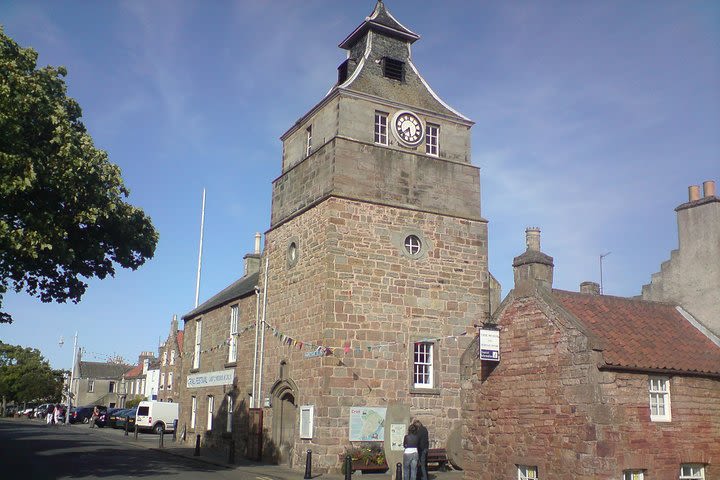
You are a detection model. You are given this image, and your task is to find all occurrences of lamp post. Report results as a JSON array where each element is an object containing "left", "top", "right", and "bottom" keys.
[{"left": 65, "top": 332, "right": 78, "bottom": 424}]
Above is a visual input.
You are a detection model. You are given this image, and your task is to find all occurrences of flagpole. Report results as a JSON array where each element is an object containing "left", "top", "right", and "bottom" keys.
[
  {"left": 65, "top": 332, "right": 78, "bottom": 424},
  {"left": 194, "top": 188, "right": 206, "bottom": 308}
]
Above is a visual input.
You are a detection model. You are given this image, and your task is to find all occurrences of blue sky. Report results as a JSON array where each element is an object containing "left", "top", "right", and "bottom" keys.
[{"left": 1, "top": 1, "right": 718, "bottom": 371}]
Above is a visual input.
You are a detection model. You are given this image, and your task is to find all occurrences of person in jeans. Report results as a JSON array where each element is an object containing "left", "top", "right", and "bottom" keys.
[
  {"left": 403, "top": 423, "right": 420, "bottom": 480},
  {"left": 89, "top": 406, "right": 100, "bottom": 428},
  {"left": 413, "top": 419, "right": 429, "bottom": 480}
]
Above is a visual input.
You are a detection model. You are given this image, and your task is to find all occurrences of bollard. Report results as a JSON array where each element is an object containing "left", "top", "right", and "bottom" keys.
[
  {"left": 159, "top": 430, "right": 164, "bottom": 448},
  {"left": 134, "top": 422, "right": 138, "bottom": 440},
  {"left": 194, "top": 434, "right": 201, "bottom": 456},
  {"left": 304, "top": 449, "right": 312, "bottom": 479},
  {"left": 344, "top": 455, "right": 352, "bottom": 480},
  {"left": 228, "top": 440, "right": 235, "bottom": 464},
  {"left": 124, "top": 419, "right": 129, "bottom": 436},
  {"left": 172, "top": 419, "right": 178, "bottom": 442},
  {"left": 395, "top": 462, "right": 402, "bottom": 480}
]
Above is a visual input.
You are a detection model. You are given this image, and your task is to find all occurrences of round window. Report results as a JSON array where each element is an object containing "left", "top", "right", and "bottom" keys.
[{"left": 404, "top": 235, "right": 422, "bottom": 256}]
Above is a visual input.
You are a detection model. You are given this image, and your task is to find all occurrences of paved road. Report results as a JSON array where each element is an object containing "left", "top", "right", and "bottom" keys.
[{"left": 0, "top": 418, "right": 281, "bottom": 480}]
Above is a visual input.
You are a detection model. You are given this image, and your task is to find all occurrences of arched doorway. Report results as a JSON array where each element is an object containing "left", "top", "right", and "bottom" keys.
[{"left": 269, "top": 377, "right": 298, "bottom": 466}]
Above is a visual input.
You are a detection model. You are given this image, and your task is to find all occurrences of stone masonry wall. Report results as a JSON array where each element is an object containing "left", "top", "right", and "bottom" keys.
[
  {"left": 462, "top": 294, "right": 720, "bottom": 479},
  {"left": 262, "top": 196, "right": 488, "bottom": 471}
]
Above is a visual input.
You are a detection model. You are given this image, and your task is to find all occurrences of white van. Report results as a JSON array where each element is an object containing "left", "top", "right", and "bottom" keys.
[{"left": 135, "top": 401, "right": 179, "bottom": 434}]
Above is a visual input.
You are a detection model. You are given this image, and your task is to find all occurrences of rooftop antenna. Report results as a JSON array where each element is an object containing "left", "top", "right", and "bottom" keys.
[
  {"left": 600, "top": 251, "right": 611, "bottom": 294},
  {"left": 194, "top": 188, "right": 206, "bottom": 308}
]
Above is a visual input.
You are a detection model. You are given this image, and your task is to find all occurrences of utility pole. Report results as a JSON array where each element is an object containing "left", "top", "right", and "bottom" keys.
[
  {"left": 600, "top": 252, "right": 611, "bottom": 294},
  {"left": 65, "top": 332, "right": 78, "bottom": 424}
]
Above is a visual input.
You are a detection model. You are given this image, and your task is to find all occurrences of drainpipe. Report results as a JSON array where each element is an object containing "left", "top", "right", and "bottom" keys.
[
  {"left": 251, "top": 284, "right": 261, "bottom": 408},
  {"left": 257, "top": 257, "right": 269, "bottom": 409}
]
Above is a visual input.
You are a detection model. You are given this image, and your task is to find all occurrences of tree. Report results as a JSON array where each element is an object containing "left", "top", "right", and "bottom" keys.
[
  {"left": 0, "top": 342, "right": 65, "bottom": 414},
  {"left": 0, "top": 27, "right": 158, "bottom": 323}
]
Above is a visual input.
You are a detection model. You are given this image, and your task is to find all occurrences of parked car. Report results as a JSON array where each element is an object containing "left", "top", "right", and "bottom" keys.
[
  {"left": 104, "top": 408, "right": 125, "bottom": 428},
  {"left": 34, "top": 403, "right": 54, "bottom": 418},
  {"left": 136, "top": 401, "right": 179, "bottom": 434},
  {"left": 20, "top": 405, "right": 37, "bottom": 417},
  {"left": 115, "top": 407, "right": 137, "bottom": 430},
  {"left": 69, "top": 405, "right": 107, "bottom": 424}
]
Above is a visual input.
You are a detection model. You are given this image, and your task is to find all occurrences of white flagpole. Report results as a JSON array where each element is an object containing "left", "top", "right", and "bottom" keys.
[
  {"left": 194, "top": 189, "right": 206, "bottom": 308},
  {"left": 65, "top": 332, "right": 78, "bottom": 424}
]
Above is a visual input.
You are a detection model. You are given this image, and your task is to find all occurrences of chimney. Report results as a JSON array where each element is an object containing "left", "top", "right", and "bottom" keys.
[
  {"left": 580, "top": 281, "right": 600, "bottom": 295},
  {"left": 512, "top": 227, "right": 554, "bottom": 295},
  {"left": 688, "top": 185, "right": 701, "bottom": 202},
  {"left": 703, "top": 180, "right": 716, "bottom": 198},
  {"left": 170, "top": 314, "right": 178, "bottom": 336},
  {"left": 244, "top": 233, "right": 262, "bottom": 276}
]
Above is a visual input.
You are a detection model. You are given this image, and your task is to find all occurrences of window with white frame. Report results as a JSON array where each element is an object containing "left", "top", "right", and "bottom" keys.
[
  {"left": 425, "top": 123, "right": 439, "bottom": 156},
  {"left": 306, "top": 125, "right": 313, "bottom": 156},
  {"left": 170, "top": 350, "right": 175, "bottom": 365},
  {"left": 167, "top": 372, "right": 173, "bottom": 390},
  {"left": 207, "top": 396, "right": 214, "bottom": 431},
  {"left": 109, "top": 381, "right": 115, "bottom": 393},
  {"left": 226, "top": 394, "right": 233, "bottom": 433},
  {"left": 190, "top": 396, "right": 197, "bottom": 428},
  {"left": 229, "top": 305, "right": 239, "bottom": 363},
  {"left": 517, "top": 465, "right": 538, "bottom": 479},
  {"left": 141, "top": 378, "right": 145, "bottom": 393},
  {"left": 649, "top": 376, "right": 671, "bottom": 421},
  {"left": 680, "top": 464, "right": 705, "bottom": 480},
  {"left": 623, "top": 470, "right": 644, "bottom": 480},
  {"left": 193, "top": 319, "right": 202, "bottom": 369},
  {"left": 162, "top": 351, "right": 167, "bottom": 366},
  {"left": 160, "top": 373, "right": 165, "bottom": 390},
  {"left": 413, "top": 342, "right": 434, "bottom": 388},
  {"left": 374, "top": 111, "right": 388, "bottom": 145},
  {"left": 88, "top": 380, "right": 94, "bottom": 393}
]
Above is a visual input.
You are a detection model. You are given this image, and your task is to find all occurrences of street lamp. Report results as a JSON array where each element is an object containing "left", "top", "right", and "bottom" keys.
[{"left": 65, "top": 332, "right": 78, "bottom": 424}]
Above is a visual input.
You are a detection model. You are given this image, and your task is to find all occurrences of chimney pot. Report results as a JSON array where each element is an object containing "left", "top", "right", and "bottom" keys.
[
  {"left": 254, "top": 232, "right": 262, "bottom": 254},
  {"left": 688, "top": 185, "right": 701, "bottom": 202},
  {"left": 703, "top": 180, "right": 716, "bottom": 198},
  {"left": 525, "top": 227, "right": 541, "bottom": 252},
  {"left": 580, "top": 281, "right": 600, "bottom": 295}
]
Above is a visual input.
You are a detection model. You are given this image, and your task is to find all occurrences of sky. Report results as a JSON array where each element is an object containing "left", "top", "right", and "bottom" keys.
[{"left": 1, "top": 1, "right": 718, "bottom": 372}]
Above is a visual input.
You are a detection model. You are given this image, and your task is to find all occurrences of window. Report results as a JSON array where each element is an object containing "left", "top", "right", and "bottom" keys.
[
  {"left": 207, "top": 396, "right": 214, "bottom": 431},
  {"left": 229, "top": 305, "right": 239, "bottom": 363},
  {"left": 680, "top": 464, "right": 705, "bottom": 480},
  {"left": 404, "top": 235, "right": 422, "bottom": 256},
  {"left": 518, "top": 466, "right": 538, "bottom": 479},
  {"left": 306, "top": 125, "right": 312, "bottom": 156},
  {"left": 623, "top": 470, "right": 644, "bottom": 480},
  {"left": 167, "top": 372, "right": 173, "bottom": 390},
  {"left": 141, "top": 379, "right": 145, "bottom": 394},
  {"left": 88, "top": 380, "right": 94, "bottom": 393},
  {"left": 649, "top": 377, "right": 671, "bottom": 421},
  {"left": 191, "top": 396, "right": 197, "bottom": 428},
  {"left": 193, "top": 319, "right": 202, "bottom": 369},
  {"left": 162, "top": 351, "right": 167, "bottom": 366},
  {"left": 108, "top": 381, "right": 115, "bottom": 393},
  {"left": 425, "top": 123, "right": 439, "bottom": 156},
  {"left": 383, "top": 57, "right": 405, "bottom": 81},
  {"left": 226, "top": 394, "right": 233, "bottom": 433},
  {"left": 375, "top": 111, "right": 388, "bottom": 145},
  {"left": 170, "top": 350, "right": 175, "bottom": 365},
  {"left": 413, "top": 342, "right": 434, "bottom": 388},
  {"left": 160, "top": 373, "right": 165, "bottom": 390}
]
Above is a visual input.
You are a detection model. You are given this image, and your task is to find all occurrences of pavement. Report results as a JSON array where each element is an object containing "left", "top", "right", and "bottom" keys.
[{"left": 8, "top": 416, "right": 465, "bottom": 480}]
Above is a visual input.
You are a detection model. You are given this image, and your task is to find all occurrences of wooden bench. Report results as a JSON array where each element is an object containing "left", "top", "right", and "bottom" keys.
[{"left": 426, "top": 448, "right": 449, "bottom": 471}]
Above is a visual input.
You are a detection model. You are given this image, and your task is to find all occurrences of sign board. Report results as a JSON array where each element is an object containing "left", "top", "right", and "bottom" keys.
[
  {"left": 390, "top": 423, "right": 406, "bottom": 451},
  {"left": 479, "top": 328, "right": 500, "bottom": 361},
  {"left": 304, "top": 349, "right": 325, "bottom": 358},
  {"left": 299, "top": 405, "right": 314, "bottom": 439},
  {"left": 186, "top": 369, "right": 235, "bottom": 388},
  {"left": 349, "top": 407, "right": 386, "bottom": 441}
]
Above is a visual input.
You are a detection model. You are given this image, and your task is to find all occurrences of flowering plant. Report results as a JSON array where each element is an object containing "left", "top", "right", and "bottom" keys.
[{"left": 342, "top": 443, "right": 386, "bottom": 466}]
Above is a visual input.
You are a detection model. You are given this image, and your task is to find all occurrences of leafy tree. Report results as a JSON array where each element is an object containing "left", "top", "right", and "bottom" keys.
[
  {"left": 0, "top": 341, "right": 65, "bottom": 413},
  {"left": 0, "top": 27, "right": 158, "bottom": 323}
]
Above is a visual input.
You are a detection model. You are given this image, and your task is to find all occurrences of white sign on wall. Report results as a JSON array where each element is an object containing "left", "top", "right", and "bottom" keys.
[
  {"left": 300, "top": 405, "right": 314, "bottom": 439},
  {"left": 479, "top": 328, "right": 500, "bottom": 362},
  {"left": 186, "top": 369, "right": 235, "bottom": 388},
  {"left": 349, "top": 407, "right": 386, "bottom": 441}
]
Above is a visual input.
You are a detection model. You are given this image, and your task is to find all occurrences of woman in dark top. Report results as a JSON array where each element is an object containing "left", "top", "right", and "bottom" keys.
[{"left": 403, "top": 423, "right": 420, "bottom": 480}]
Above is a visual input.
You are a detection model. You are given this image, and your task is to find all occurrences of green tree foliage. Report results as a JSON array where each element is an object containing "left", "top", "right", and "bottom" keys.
[
  {"left": 0, "top": 27, "right": 158, "bottom": 323},
  {"left": 0, "top": 341, "right": 65, "bottom": 404}
]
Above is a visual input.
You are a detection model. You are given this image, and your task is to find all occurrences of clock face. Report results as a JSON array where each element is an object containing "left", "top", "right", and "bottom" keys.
[{"left": 392, "top": 111, "right": 424, "bottom": 147}]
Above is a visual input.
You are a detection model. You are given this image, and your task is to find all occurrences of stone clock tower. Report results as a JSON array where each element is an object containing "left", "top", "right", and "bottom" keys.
[{"left": 259, "top": 1, "right": 489, "bottom": 470}]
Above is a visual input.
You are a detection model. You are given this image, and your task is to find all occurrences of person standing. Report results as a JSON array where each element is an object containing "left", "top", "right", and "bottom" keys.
[
  {"left": 89, "top": 406, "right": 99, "bottom": 428},
  {"left": 46, "top": 405, "right": 54, "bottom": 425},
  {"left": 413, "top": 419, "right": 429, "bottom": 480},
  {"left": 53, "top": 404, "right": 61, "bottom": 426},
  {"left": 403, "top": 423, "right": 420, "bottom": 480}
]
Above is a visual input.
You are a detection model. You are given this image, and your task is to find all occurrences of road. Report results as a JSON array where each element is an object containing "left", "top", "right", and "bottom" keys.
[{"left": 0, "top": 418, "right": 286, "bottom": 480}]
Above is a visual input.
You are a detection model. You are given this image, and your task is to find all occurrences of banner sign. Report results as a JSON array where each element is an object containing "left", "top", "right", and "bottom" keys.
[
  {"left": 479, "top": 328, "right": 500, "bottom": 361},
  {"left": 186, "top": 369, "right": 235, "bottom": 388}
]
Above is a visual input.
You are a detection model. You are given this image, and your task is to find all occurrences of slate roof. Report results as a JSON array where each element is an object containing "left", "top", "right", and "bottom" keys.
[
  {"left": 553, "top": 290, "right": 720, "bottom": 376},
  {"left": 78, "top": 361, "right": 133, "bottom": 379},
  {"left": 339, "top": 0, "right": 419, "bottom": 49},
  {"left": 182, "top": 271, "right": 259, "bottom": 320}
]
